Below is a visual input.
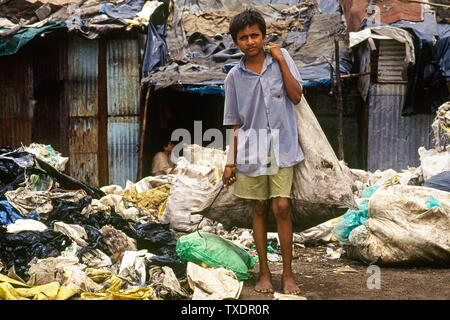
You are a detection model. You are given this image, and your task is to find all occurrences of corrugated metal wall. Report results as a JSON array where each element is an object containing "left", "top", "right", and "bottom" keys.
[
  {"left": 66, "top": 36, "right": 101, "bottom": 187},
  {"left": 106, "top": 39, "right": 140, "bottom": 187},
  {"left": 0, "top": 53, "right": 33, "bottom": 148},
  {"left": 0, "top": 34, "right": 141, "bottom": 188},
  {"left": 368, "top": 84, "right": 435, "bottom": 171}
]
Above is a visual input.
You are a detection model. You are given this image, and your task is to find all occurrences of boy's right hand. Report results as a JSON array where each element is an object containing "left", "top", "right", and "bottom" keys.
[{"left": 223, "top": 166, "right": 236, "bottom": 187}]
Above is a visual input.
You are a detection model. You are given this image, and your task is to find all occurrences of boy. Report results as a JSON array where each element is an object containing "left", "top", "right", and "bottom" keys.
[
  {"left": 152, "top": 138, "right": 176, "bottom": 176},
  {"left": 222, "top": 8, "right": 304, "bottom": 295}
]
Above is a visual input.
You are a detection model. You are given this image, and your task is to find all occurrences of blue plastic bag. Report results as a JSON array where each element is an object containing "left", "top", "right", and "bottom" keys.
[
  {"left": 0, "top": 200, "right": 40, "bottom": 226},
  {"left": 425, "top": 196, "right": 444, "bottom": 210},
  {"left": 332, "top": 186, "right": 380, "bottom": 243}
]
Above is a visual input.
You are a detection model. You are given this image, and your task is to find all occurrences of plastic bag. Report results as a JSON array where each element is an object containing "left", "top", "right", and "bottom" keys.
[
  {"left": 345, "top": 185, "right": 450, "bottom": 266},
  {"left": 80, "top": 275, "right": 158, "bottom": 300},
  {"left": 176, "top": 232, "right": 257, "bottom": 280},
  {"left": 423, "top": 171, "right": 450, "bottom": 192},
  {"left": 0, "top": 200, "right": 25, "bottom": 226},
  {"left": 160, "top": 156, "right": 220, "bottom": 232},
  {"left": 186, "top": 261, "right": 243, "bottom": 300},
  {"left": 332, "top": 186, "right": 380, "bottom": 243},
  {"left": 418, "top": 146, "right": 450, "bottom": 181},
  {"left": 0, "top": 274, "right": 78, "bottom": 300},
  {"left": 0, "top": 229, "right": 72, "bottom": 278}
]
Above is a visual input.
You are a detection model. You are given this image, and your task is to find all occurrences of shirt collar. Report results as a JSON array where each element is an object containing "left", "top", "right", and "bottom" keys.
[{"left": 238, "top": 53, "right": 274, "bottom": 74}]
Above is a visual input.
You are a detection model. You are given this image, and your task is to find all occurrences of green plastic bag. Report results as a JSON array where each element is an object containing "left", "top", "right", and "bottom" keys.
[{"left": 176, "top": 232, "right": 257, "bottom": 280}]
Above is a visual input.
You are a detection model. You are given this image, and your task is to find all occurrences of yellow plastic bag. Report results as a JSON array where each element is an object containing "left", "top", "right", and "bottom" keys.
[
  {"left": 0, "top": 282, "right": 28, "bottom": 300},
  {"left": 80, "top": 276, "right": 159, "bottom": 300},
  {"left": 0, "top": 275, "right": 78, "bottom": 300}
]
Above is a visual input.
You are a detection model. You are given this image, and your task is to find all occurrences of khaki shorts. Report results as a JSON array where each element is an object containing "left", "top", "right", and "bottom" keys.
[{"left": 233, "top": 166, "right": 294, "bottom": 201}]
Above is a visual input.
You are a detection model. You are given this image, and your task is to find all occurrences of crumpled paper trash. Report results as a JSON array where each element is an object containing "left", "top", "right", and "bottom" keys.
[
  {"left": 99, "top": 224, "right": 137, "bottom": 259},
  {"left": 91, "top": 194, "right": 140, "bottom": 221},
  {"left": 118, "top": 250, "right": 154, "bottom": 285},
  {"left": 148, "top": 266, "right": 190, "bottom": 298},
  {"left": 26, "top": 255, "right": 103, "bottom": 292},
  {"left": 186, "top": 262, "right": 243, "bottom": 300},
  {"left": 53, "top": 221, "right": 89, "bottom": 247},
  {"left": 273, "top": 292, "right": 307, "bottom": 300},
  {"left": 7, "top": 219, "right": 48, "bottom": 233}
]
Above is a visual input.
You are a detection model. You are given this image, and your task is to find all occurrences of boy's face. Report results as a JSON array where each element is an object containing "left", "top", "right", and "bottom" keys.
[
  {"left": 235, "top": 24, "right": 266, "bottom": 58},
  {"left": 164, "top": 142, "right": 174, "bottom": 153}
]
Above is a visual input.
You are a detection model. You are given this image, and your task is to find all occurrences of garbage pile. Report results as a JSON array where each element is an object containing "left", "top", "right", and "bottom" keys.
[
  {"left": 1, "top": 100, "right": 449, "bottom": 300},
  {"left": 336, "top": 102, "right": 450, "bottom": 266},
  {"left": 0, "top": 144, "right": 188, "bottom": 300},
  {"left": 294, "top": 102, "right": 450, "bottom": 267},
  {"left": 0, "top": 143, "right": 265, "bottom": 301}
]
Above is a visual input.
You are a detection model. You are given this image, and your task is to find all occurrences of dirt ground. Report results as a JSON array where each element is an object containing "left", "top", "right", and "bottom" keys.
[{"left": 239, "top": 242, "right": 450, "bottom": 300}]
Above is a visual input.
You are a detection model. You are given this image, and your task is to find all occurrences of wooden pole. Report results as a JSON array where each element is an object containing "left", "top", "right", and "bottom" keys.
[
  {"left": 334, "top": 35, "right": 345, "bottom": 161},
  {"left": 138, "top": 85, "right": 152, "bottom": 180}
]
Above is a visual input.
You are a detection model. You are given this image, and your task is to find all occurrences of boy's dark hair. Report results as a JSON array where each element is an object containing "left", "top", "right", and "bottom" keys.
[
  {"left": 229, "top": 8, "right": 266, "bottom": 43},
  {"left": 159, "top": 132, "right": 173, "bottom": 150}
]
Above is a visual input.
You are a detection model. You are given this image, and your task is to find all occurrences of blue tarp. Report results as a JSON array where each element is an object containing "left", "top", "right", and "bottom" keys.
[
  {"left": 317, "top": 0, "right": 341, "bottom": 14},
  {"left": 142, "top": 22, "right": 168, "bottom": 78},
  {"left": 100, "top": 0, "right": 146, "bottom": 24},
  {"left": 174, "top": 85, "right": 225, "bottom": 96}
]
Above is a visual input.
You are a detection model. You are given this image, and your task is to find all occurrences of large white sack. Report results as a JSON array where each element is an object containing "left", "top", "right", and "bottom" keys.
[
  {"left": 345, "top": 185, "right": 450, "bottom": 266},
  {"left": 418, "top": 146, "right": 450, "bottom": 181},
  {"left": 194, "top": 95, "right": 358, "bottom": 232},
  {"left": 160, "top": 154, "right": 221, "bottom": 232}
]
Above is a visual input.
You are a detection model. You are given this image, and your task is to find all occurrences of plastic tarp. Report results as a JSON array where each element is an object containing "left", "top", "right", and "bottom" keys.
[
  {"left": 0, "top": 20, "right": 65, "bottom": 56},
  {"left": 142, "top": 0, "right": 352, "bottom": 88},
  {"left": 317, "top": 0, "right": 341, "bottom": 14},
  {"left": 174, "top": 85, "right": 225, "bottom": 96},
  {"left": 142, "top": 22, "right": 168, "bottom": 78},
  {"left": 436, "top": 36, "right": 450, "bottom": 81}
]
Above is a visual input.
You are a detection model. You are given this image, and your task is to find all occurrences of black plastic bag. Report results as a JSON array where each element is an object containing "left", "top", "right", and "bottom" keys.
[
  {"left": 424, "top": 171, "right": 450, "bottom": 192},
  {"left": 36, "top": 158, "right": 105, "bottom": 199},
  {"left": 145, "top": 255, "right": 186, "bottom": 278},
  {"left": 46, "top": 196, "right": 93, "bottom": 227},
  {"left": 134, "top": 222, "right": 177, "bottom": 256},
  {"left": 0, "top": 229, "right": 72, "bottom": 278},
  {"left": 78, "top": 224, "right": 113, "bottom": 258}
]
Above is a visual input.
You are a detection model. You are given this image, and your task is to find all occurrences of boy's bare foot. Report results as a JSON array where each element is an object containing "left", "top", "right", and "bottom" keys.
[
  {"left": 282, "top": 273, "right": 300, "bottom": 295},
  {"left": 255, "top": 274, "right": 273, "bottom": 293}
]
